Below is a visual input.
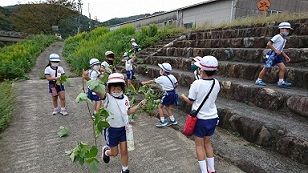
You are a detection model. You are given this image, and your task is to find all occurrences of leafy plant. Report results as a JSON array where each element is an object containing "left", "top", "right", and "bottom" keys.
[
  {"left": 0, "top": 81, "right": 14, "bottom": 132},
  {"left": 58, "top": 126, "right": 69, "bottom": 137},
  {"left": 138, "top": 85, "right": 161, "bottom": 116}
]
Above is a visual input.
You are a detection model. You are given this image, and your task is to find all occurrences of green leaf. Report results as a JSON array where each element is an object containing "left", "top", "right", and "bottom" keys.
[
  {"left": 57, "top": 126, "right": 69, "bottom": 137},
  {"left": 60, "top": 75, "right": 68, "bottom": 82},
  {"left": 89, "top": 158, "right": 99, "bottom": 172},
  {"left": 76, "top": 93, "right": 91, "bottom": 103},
  {"left": 87, "top": 80, "right": 106, "bottom": 94},
  {"left": 98, "top": 107, "right": 110, "bottom": 119},
  {"left": 85, "top": 146, "right": 98, "bottom": 158},
  {"left": 69, "top": 151, "right": 76, "bottom": 162},
  {"left": 76, "top": 155, "right": 85, "bottom": 166}
]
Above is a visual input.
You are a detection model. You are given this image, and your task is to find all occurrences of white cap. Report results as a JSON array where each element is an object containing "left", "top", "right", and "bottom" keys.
[
  {"left": 89, "top": 58, "right": 100, "bottom": 67},
  {"left": 123, "top": 52, "right": 128, "bottom": 57},
  {"left": 131, "top": 38, "right": 135, "bottom": 42},
  {"left": 193, "top": 56, "right": 202, "bottom": 62},
  {"left": 194, "top": 56, "right": 218, "bottom": 71},
  {"left": 158, "top": 63, "right": 172, "bottom": 72},
  {"left": 278, "top": 22, "right": 293, "bottom": 30},
  {"left": 49, "top": 53, "right": 60, "bottom": 62},
  {"left": 107, "top": 73, "right": 125, "bottom": 84},
  {"left": 105, "top": 51, "right": 114, "bottom": 56}
]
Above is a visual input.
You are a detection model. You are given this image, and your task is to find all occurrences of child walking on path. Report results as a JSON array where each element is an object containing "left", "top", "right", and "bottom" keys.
[
  {"left": 94, "top": 73, "right": 145, "bottom": 173},
  {"left": 122, "top": 52, "right": 135, "bottom": 89},
  {"left": 82, "top": 58, "right": 102, "bottom": 115},
  {"left": 180, "top": 56, "right": 220, "bottom": 173},
  {"left": 255, "top": 22, "right": 293, "bottom": 87},
  {"left": 44, "top": 53, "right": 68, "bottom": 116},
  {"left": 141, "top": 63, "right": 178, "bottom": 127}
]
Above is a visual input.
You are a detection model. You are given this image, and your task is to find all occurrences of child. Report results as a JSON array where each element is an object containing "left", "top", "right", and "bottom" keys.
[
  {"left": 44, "top": 53, "right": 68, "bottom": 116},
  {"left": 141, "top": 63, "right": 178, "bottom": 127},
  {"left": 180, "top": 56, "right": 220, "bottom": 173},
  {"left": 83, "top": 58, "right": 102, "bottom": 115},
  {"left": 101, "top": 51, "right": 116, "bottom": 74},
  {"left": 94, "top": 73, "right": 145, "bottom": 173},
  {"left": 255, "top": 22, "right": 293, "bottom": 87},
  {"left": 191, "top": 56, "right": 202, "bottom": 80},
  {"left": 130, "top": 38, "right": 139, "bottom": 55},
  {"left": 122, "top": 52, "right": 135, "bottom": 88}
]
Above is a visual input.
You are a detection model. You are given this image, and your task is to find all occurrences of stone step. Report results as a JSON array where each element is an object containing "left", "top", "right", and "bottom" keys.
[
  {"left": 172, "top": 35, "right": 308, "bottom": 49},
  {"left": 132, "top": 74, "right": 308, "bottom": 166},
  {"left": 133, "top": 64, "right": 308, "bottom": 118},
  {"left": 186, "top": 20, "right": 308, "bottom": 40},
  {"left": 155, "top": 47, "right": 308, "bottom": 67},
  {"left": 142, "top": 56, "right": 308, "bottom": 89}
]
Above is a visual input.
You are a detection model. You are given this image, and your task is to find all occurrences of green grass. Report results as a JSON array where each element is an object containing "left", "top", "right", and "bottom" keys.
[
  {"left": 197, "top": 11, "right": 308, "bottom": 30},
  {"left": 0, "top": 81, "right": 15, "bottom": 132}
]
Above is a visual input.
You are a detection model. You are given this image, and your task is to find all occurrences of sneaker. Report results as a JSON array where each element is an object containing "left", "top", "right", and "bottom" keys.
[
  {"left": 121, "top": 169, "right": 130, "bottom": 173},
  {"left": 60, "top": 109, "right": 68, "bottom": 116},
  {"left": 102, "top": 146, "right": 110, "bottom": 163},
  {"left": 277, "top": 81, "right": 291, "bottom": 87},
  {"left": 167, "top": 119, "right": 178, "bottom": 126},
  {"left": 52, "top": 108, "right": 59, "bottom": 115},
  {"left": 155, "top": 120, "right": 168, "bottom": 127},
  {"left": 255, "top": 80, "right": 266, "bottom": 86}
]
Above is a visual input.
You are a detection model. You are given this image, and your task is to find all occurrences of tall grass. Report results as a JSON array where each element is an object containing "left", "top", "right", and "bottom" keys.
[
  {"left": 63, "top": 24, "right": 184, "bottom": 74},
  {"left": 0, "top": 81, "right": 15, "bottom": 132},
  {"left": 0, "top": 35, "right": 59, "bottom": 81}
]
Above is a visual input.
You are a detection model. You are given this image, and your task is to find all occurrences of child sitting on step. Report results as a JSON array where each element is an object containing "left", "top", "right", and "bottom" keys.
[
  {"left": 141, "top": 63, "right": 178, "bottom": 127},
  {"left": 255, "top": 22, "right": 293, "bottom": 87}
]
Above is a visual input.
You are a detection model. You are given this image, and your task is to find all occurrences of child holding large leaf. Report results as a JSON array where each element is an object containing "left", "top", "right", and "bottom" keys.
[
  {"left": 91, "top": 73, "right": 145, "bottom": 173},
  {"left": 44, "top": 53, "right": 68, "bottom": 116}
]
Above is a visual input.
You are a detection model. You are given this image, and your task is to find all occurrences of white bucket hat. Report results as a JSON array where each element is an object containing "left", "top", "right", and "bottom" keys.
[
  {"left": 158, "top": 63, "right": 172, "bottom": 73},
  {"left": 105, "top": 51, "right": 114, "bottom": 56},
  {"left": 194, "top": 56, "right": 218, "bottom": 71},
  {"left": 89, "top": 58, "right": 100, "bottom": 67},
  {"left": 278, "top": 22, "right": 294, "bottom": 30},
  {"left": 107, "top": 73, "right": 125, "bottom": 84},
  {"left": 193, "top": 56, "right": 202, "bottom": 62},
  {"left": 49, "top": 53, "right": 60, "bottom": 62}
]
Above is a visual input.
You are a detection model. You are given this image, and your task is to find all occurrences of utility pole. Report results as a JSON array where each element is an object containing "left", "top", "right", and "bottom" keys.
[
  {"left": 77, "top": 0, "right": 83, "bottom": 34},
  {"left": 88, "top": 3, "right": 91, "bottom": 31}
]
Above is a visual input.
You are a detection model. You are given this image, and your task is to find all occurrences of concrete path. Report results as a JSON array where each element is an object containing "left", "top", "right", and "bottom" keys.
[{"left": 0, "top": 42, "right": 243, "bottom": 173}]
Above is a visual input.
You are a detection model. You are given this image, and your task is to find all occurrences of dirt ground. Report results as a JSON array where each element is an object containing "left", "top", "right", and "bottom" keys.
[{"left": 0, "top": 42, "right": 243, "bottom": 173}]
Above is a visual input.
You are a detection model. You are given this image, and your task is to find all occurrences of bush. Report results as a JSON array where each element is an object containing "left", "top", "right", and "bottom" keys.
[{"left": 0, "top": 81, "right": 15, "bottom": 132}]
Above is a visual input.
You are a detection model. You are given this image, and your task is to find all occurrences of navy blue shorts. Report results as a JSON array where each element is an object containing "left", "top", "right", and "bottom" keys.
[
  {"left": 264, "top": 54, "right": 283, "bottom": 69},
  {"left": 48, "top": 84, "right": 65, "bottom": 93},
  {"left": 193, "top": 118, "right": 219, "bottom": 138},
  {"left": 126, "top": 70, "right": 134, "bottom": 80},
  {"left": 104, "top": 127, "right": 126, "bottom": 147},
  {"left": 161, "top": 90, "right": 176, "bottom": 106},
  {"left": 87, "top": 88, "right": 100, "bottom": 101}
]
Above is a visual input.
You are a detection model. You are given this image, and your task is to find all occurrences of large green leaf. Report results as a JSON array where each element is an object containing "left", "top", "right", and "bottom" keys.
[
  {"left": 57, "top": 126, "right": 69, "bottom": 137},
  {"left": 85, "top": 146, "right": 98, "bottom": 158},
  {"left": 76, "top": 93, "right": 91, "bottom": 103}
]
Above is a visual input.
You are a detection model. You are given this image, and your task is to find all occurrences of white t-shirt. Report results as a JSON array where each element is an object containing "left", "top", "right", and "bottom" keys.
[
  {"left": 102, "top": 93, "right": 130, "bottom": 128},
  {"left": 101, "top": 61, "right": 112, "bottom": 73},
  {"left": 44, "top": 66, "right": 65, "bottom": 78},
  {"left": 154, "top": 74, "right": 177, "bottom": 91},
  {"left": 270, "top": 34, "right": 286, "bottom": 51},
  {"left": 132, "top": 42, "right": 138, "bottom": 48},
  {"left": 188, "top": 78, "right": 220, "bottom": 120},
  {"left": 125, "top": 59, "right": 133, "bottom": 71},
  {"left": 88, "top": 69, "right": 100, "bottom": 80}
]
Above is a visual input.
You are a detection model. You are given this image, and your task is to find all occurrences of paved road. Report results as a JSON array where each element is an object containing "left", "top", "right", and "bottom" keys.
[{"left": 0, "top": 42, "right": 243, "bottom": 173}]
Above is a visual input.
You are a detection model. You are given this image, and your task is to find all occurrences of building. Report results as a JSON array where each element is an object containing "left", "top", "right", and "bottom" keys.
[{"left": 110, "top": 0, "right": 308, "bottom": 30}]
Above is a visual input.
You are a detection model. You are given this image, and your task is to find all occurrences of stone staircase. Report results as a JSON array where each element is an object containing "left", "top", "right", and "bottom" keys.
[{"left": 128, "top": 19, "right": 308, "bottom": 172}]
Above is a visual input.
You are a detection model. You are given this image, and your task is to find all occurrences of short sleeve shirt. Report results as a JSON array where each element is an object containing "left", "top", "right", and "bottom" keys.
[
  {"left": 154, "top": 74, "right": 177, "bottom": 91},
  {"left": 44, "top": 66, "right": 65, "bottom": 78},
  {"left": 125, "top": 59, "right": 133, "bottom": 71},
  {"left": 88, "top": 69, "right": 100, "bottom": 80},
  {"left": 102, "top": 93, "right": 131, "bottom": 128},
  {"left": 188, "top": 78, "right": 220, "bottom": 120},
  {"left": 270, "top": 34, "right": 286, "bottom": 51}
]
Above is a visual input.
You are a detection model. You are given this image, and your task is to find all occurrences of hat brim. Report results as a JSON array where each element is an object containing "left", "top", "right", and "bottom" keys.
[
  {"left": 50, "top": 59, "right": 60, "bottom": 62},
  {"left": 158, "top": 63, "right": 171, "bottom": 72}
]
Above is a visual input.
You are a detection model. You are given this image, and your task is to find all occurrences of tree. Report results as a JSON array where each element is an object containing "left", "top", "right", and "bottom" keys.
[{"left": 10, "top": 0, "right": 78, "bottom": 34}]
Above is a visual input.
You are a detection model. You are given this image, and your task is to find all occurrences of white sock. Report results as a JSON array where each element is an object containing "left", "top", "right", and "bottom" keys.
[
  {"left": 278, "top": 79, "right": 283, "bottom": 83},
  {"left": 257, "top": 78, "right": 262, "bottom": 81},
  {"left": 169, "top": 115, "right": 175, "bottom": 121},
  {"left": 198, "top": 160, "right": 207, "bottom": 173},
  {"left": 93, "top": 110, "right": 96, "bottom": 115},
  {"left": 160, "top": 117, "right": 165, "bottom": 122},
  {"left": 104, "top": 150, "right": 109, "bottom": 156},
  {"left": 122, "top": 166, "right": 128, "bottom": 171},
  {"left": 61, "top": 107, "right": 66, "bottom": 111},
  {"left": 207, "top": 157, "right": 215, "bottom": 172}
]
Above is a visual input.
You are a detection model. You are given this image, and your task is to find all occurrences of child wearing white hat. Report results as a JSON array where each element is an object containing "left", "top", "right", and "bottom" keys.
[
  {"left": 255, "top": 22, "right": 293, "bottom": 87},
  {"left": 141, "top": 62, "right": 179, "bottom": 127}
]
